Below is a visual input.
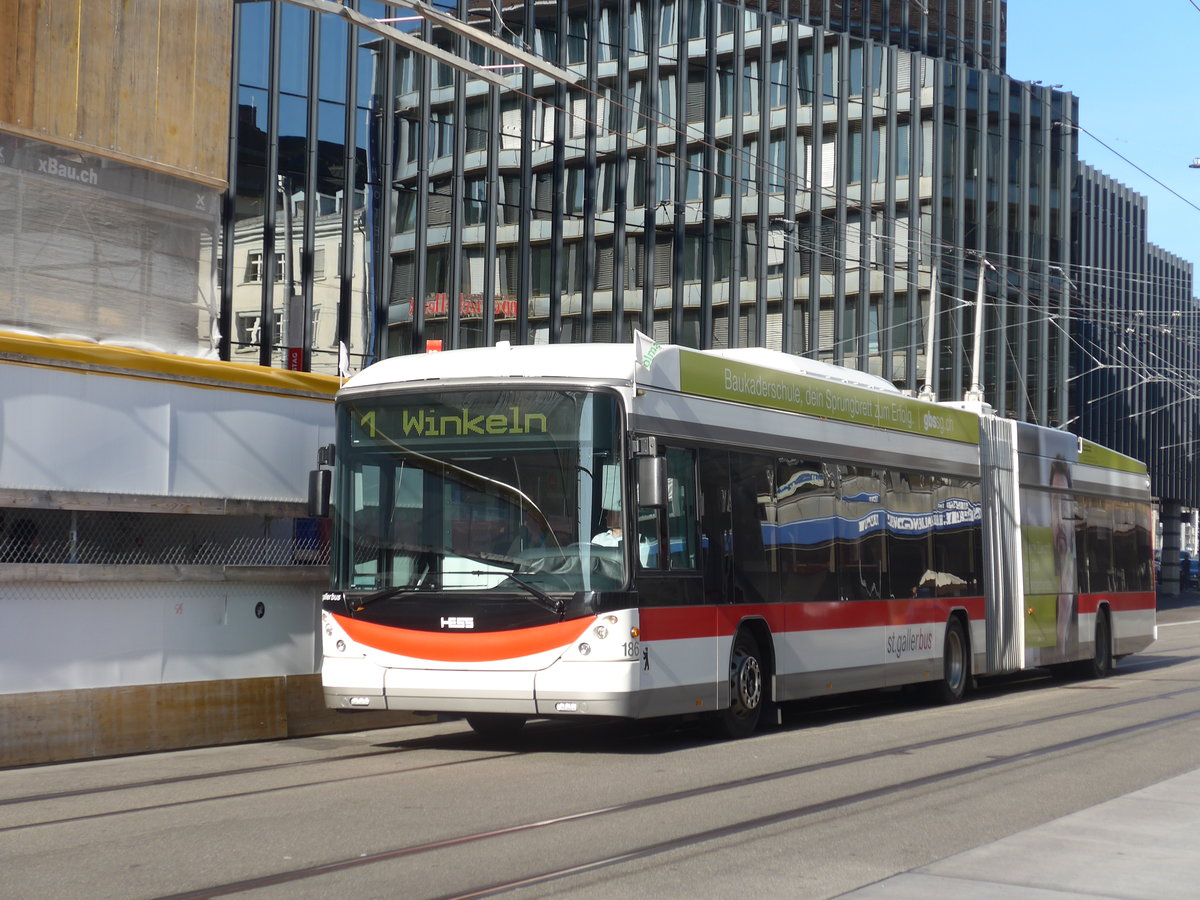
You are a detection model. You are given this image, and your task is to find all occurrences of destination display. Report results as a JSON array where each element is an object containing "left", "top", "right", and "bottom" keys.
[{"left": 347, "top": 389, "right": 594, "bottom": 449}]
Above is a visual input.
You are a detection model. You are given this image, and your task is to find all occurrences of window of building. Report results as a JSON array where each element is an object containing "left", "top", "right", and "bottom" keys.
[
  {"left": 531, "top": 244, "right": 552, "bottom": 297},
  {"left": 465, "top": 102, "right": 488, "bottom": 152},
  {"left": 465, "top": 178, "right": 488, "bottom": 226},
  {"left": 741, "top": 60, "right": 759, "bottom": 116},
  {"left": 715, "top": 144, "right": 731, "bottom": 197},
  {"left": 659, "top": 0, "right": 678, "bottom": 43},
  {"left": 896, "top": 121, "right": 911, "bottom": 177},
  {"left": 683, "top": 232, "right": 704, "bottom": 282},
  {"left": 570, "top": 90, "right": 588, "bottom": 140},
  {"left": 686, "top": 149, "right": 704, "bottom": 201},
  {"left": 657, "top": 156, "right": 674, "bottom": 204},
  {"left": 567, "top": 13, "right": 588, "bottom": 64},
  {"left": 767, "top": 138, "right": 789, "bottom": 194},
  {"left": 716, "top": 69, "right": 734, "bottom": 119},
  {"left": 822, "top": 44, "right": 839, "bottom": 104},
  {"left": 741, "top": 138, "right": 759, "bottom": 190},
  {"left": 234, "top": 311, "right": 282, "bottom": 351},
  {"left": 848, "top": 126, "right": 864, "bottom": 184},
  {"left": 499, "top": 99, "right": 522, "bottom": 149},
  {"left": 627, "top": 1, "right": 645, "bottom": 53},
  {"left": 596, "top": 8, "right": 615, "bottom": 61},
  {"left": 567, "top": 167, "right": 586, "bottom": 216},
  {"left": 686, "top": 0, "right": 707, "bottom": 39},
  {"left": 658, "top": 75, "right": 676, "bottom": 120},
  {"left": 245, "top": 251, "right": 285, "bottom": 284},
  {"left": 769, "top": 58, "right": 788, "bottom": 110},
  {"left": 535, "top": 26, "right": 557, "bottom": 60},
  {"left": 429, "top": 111, "right": 455, "bottom": 160},
  {"left": 718, "top": 2, "right": 738, "bottom": 34}
]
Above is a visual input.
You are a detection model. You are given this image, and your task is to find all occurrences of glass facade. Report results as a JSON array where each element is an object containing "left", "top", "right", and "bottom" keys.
[
  {"left": 1073, "top": 163, "right": 1199, "bottom": 508},
  {"left": 226, "top": 0, "right": 386, "bottom": 374},
  {"left": 224, "top": 0, "right": 1065, "bottom": 426}
]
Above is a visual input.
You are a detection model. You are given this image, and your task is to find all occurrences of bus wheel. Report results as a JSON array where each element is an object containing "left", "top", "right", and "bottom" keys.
[
  {"left": 715, "top": 631, "right": 765, "bottom": 739},
  {"left": 1083, "top": 610, "right": 1113, "bottom": 679},
  {"left": 465, "top": 713, "right": 527, "bottom": 740},
  {"left": 931, "top": 617, "right": 969, "bottom": 704}
]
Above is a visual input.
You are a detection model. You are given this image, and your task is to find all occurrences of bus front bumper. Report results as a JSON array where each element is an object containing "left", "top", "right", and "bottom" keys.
[{"left": 323, "top": 655, "right": 643, "bottom": 717}]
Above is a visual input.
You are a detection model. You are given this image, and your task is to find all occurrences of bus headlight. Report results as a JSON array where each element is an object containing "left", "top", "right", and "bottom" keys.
[
  {"left": 593, "top": 625, "right": 609, "bottom": 640},
  {"left": 578, "top": 642, "right": 592, "bottom": 656}
]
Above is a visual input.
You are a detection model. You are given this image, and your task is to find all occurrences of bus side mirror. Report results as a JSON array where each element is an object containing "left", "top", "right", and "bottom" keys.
[
  {"left": 637, "top": 456, "right": 665, "bottom": 508},
  {"left": 308, "top": 468, "right": 331, "bottom": 518}
]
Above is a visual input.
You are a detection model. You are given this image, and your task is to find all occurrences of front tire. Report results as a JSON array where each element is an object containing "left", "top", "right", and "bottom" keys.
[
  {"left": 465, "top": 713, "right": 527, "bottom": 740},
  {"left": 713, "top": 630, "right": 766, "bottom": 739},
  {"left": 931, "top": 617, "right": 969, "bottom": 704}
]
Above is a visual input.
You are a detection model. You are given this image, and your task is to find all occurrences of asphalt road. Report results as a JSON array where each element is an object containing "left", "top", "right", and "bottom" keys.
[{"left": 4, "top": 598, "right": 1200, "bottom": 900}]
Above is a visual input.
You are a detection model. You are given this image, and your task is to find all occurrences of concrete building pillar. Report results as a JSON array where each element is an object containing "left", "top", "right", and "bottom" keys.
[{"left": 1161, "top": 500, "right": 1183, "bottom": 597}]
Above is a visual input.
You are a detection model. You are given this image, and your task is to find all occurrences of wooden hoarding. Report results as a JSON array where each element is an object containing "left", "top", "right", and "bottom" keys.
[{"left": 0, "top": 0, "right": 232, "bottom": 187}]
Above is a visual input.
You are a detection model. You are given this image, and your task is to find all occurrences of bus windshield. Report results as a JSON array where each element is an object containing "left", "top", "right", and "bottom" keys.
[{"left": 331, "top": 389, "right": 627, "bottom": 596}]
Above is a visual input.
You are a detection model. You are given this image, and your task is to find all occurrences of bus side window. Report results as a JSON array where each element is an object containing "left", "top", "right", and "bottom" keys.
[
  {"left": 665, "top": 448, "right": 698, "bottom": 569},
  {"left": 698, "top": 450, "right": 731, "bottom": 601},
  {"left": 636, "top": 505, "right": 660, "bottom": 568},
  {"left": 638, "top": 447, "right": 699, "bottom": 570},
  {"left": 729, "top": 454, "right": 779, "bottom": 603}
]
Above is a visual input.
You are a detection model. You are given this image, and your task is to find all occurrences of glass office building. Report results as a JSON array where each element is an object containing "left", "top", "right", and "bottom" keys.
[
  {"left": 1074, "top": 163, "right": 1199, "bottom": 508},
  {"left": 226, "top": 0, "right": 388, "bottom": 373},
  {"left": 226, "top": 0, "right": 1065, "bottom": 427}
]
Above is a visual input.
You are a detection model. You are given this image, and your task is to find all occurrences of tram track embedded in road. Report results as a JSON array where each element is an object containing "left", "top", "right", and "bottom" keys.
[
  {"left": 7, "top": 675, "right": 1200, "bottom": 837},
  {"left": 144, "top": 701, "right": 1200, "bottom": 900}
]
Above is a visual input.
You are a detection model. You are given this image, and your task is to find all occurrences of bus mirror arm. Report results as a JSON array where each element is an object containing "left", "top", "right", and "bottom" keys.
[{"left": 637, "top": 456, "right": 666, "bottom": 508}]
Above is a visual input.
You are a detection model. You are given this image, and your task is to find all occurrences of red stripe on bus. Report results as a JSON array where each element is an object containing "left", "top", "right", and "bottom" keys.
[
  {"left": 333, "top": 613, "right": 593, "bottom": 663},
  {"left": 336, "top": 592, "right": 1147, "bottom": 661},
  {"left": 640, "top": 597, "right": 986, "bottom": 641},
  {"left": 1077, "top": 592, "right": 1156, "bottom": 614}
]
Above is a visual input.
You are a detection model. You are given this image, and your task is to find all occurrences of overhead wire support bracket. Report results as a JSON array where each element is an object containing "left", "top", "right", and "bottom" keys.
[{"left": 281, "top": 0, "right": 583, "bottom": 89}]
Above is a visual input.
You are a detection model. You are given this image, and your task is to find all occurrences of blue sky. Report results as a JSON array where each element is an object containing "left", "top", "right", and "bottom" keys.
[{"left": 1006, "top": 2, "right": 1200, "bottom": 276}]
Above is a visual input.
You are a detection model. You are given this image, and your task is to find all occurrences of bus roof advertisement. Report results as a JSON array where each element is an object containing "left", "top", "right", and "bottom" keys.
[
  {"left": 1078, "top": 439, "right": 1148, "bottom": 475},
  {"left": 677, "top": 351, "right": 979, "bottom": 444}
]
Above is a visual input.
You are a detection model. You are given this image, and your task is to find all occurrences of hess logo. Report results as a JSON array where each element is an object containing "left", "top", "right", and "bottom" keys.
[{"left": 440, "top": 616, "right": 475, "bottom": 629}]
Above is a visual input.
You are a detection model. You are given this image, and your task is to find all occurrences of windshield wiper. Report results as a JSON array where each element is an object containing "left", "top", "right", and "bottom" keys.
[
  {"left": 505, "top": 573, "right": 566, "bottom": 617},
  {"left": 354, "top": 582, "right": 433, "bottom": 609},
  {"left": 448, "top": 550, "right": 567, "bottom": 617}
]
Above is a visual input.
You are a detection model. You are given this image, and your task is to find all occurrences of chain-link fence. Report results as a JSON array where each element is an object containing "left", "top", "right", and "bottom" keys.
[{"left": 0, "top": 508, "right": 329, "bottom": 567}]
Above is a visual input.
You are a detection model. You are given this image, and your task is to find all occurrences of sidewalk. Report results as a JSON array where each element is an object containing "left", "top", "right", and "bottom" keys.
[
  {"left": 841, "top": 768, "right": 1200, "bottom": 898},
  {"left": 843, "top": 596, "right": 1200, "bottom": 899}
]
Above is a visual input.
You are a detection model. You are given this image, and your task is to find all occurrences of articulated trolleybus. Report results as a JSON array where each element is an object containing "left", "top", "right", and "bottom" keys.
[{"left": 318, "top": 336, "right": 1155, "bottom": 738}]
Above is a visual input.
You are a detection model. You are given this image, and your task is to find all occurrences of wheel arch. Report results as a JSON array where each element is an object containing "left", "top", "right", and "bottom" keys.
[
  {"left": 1093, "top": 600, "right": 1114, "bottom": 670},
  {"left": 947, "top": 606, "right": 972, "bottom": 665},
  {"left": 931, "top": 607, "right": 972, "bottom": 703},
  {"left": 734, "top": 616, "right": 776, "bottom": 702}
]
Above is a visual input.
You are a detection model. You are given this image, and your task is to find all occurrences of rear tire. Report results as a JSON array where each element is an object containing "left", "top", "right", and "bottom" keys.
[
  {"left": 713, "top": 630, "right": 766, "bottom": 739},
  {"left": 1083, "top": 609, "right": 1113, "bottom": 679},
  {"left": 931, "top": 617, "right": 969, "bottom": 704},
  {"left": 465, "top": 713, "right": 527, "bottom": 740}
]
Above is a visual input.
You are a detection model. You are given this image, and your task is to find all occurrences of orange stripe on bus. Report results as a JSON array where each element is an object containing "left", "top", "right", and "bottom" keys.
[{"left": 333, "top": 613, "right": 593, "bottom": 663}]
